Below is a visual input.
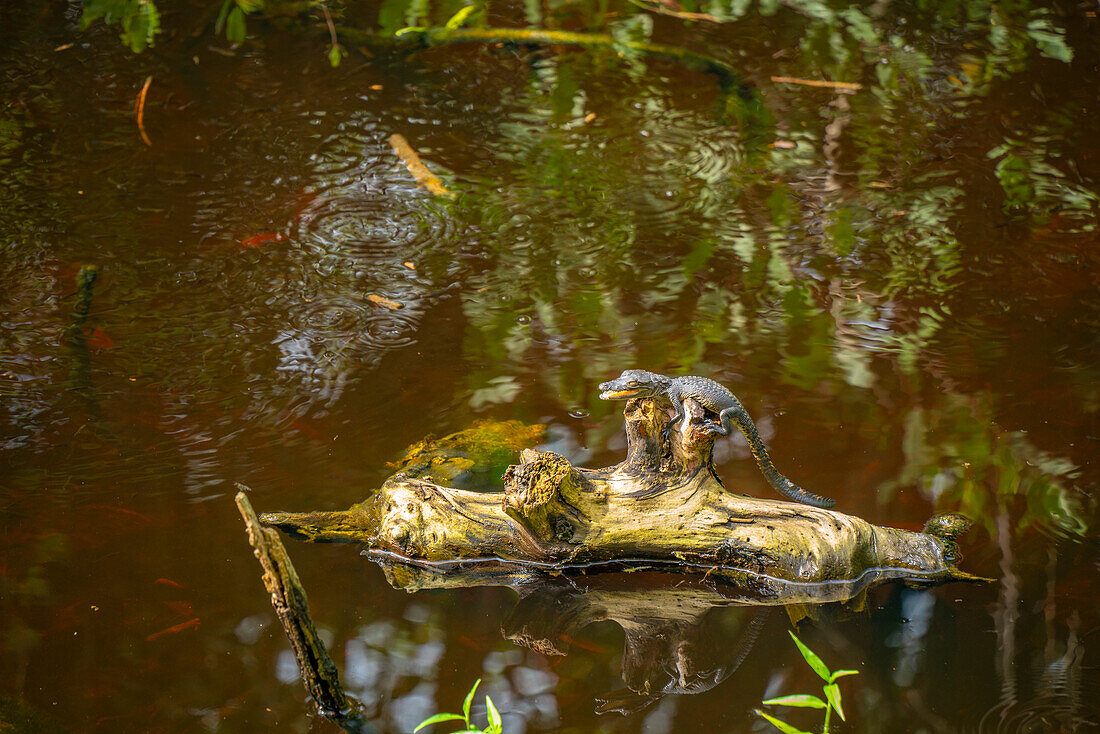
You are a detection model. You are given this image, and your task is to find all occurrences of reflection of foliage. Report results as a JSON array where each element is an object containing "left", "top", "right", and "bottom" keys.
[
  {"left": 0, "top": 531, "right": 69, "bottom": 662},
  {"left": 365, "top": 0, "right": 1098, "bottom": 539},
  {"left": 989, "top": 137, "right": 1099, "bottom": 220},
  {"left": 880, "top": 394, "right": 1093, "bottom": 539},
  {"left": 80, "top": 0, "right": 162, "bottom": 52}
]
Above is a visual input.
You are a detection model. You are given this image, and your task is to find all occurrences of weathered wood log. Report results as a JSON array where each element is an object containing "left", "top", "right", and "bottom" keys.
[{"left": 262, "top": 396, "right": 986, "bottom": 591}]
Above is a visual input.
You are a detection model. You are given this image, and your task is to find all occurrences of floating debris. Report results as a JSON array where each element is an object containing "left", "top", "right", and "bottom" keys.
[
  {"left": 368, "top": 294, "right": 404, "bottom": 310},
  {"left": 134, "top": 76, "right": 153, "bottom": 146},
  {"left": 771, "top": 76, "right": 862, "bottom": 92},
  {"left": 389, "top": 133, "right": 454, "bottom": 198}
]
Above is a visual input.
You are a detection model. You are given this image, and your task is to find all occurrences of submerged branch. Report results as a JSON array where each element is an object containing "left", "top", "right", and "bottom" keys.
[{"left": 235, "top": 486, "right": 350, "bottom": 717}]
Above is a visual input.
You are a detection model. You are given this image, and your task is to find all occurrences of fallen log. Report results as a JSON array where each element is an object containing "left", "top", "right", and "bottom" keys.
[{"left": 262, "top": 393, "right": 985, "bottom": 592}]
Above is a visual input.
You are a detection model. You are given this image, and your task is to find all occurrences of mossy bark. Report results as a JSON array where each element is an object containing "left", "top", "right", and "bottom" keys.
[{"left": 262, "top": 397, "right": 984, "bottom": 589}]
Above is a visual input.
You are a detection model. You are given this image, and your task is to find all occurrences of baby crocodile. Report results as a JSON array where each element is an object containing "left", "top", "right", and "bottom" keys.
[{"left": 598, "top": 369, "right": 835, "bottom": 508}]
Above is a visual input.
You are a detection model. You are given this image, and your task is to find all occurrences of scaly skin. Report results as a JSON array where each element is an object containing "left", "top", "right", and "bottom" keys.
[{"left": 598, "top": 369, "right": 836, "bottom": 508}]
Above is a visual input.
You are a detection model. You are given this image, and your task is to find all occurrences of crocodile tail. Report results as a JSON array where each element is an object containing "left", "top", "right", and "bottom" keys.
[{"left": 730, "top": 406, "right": 836, "bottom": 509}]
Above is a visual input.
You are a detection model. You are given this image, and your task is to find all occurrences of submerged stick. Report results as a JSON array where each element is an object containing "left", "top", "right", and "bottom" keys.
[
  {"left": 388, "top": 134, "right": 453, "bottom": 197},
  {"left": 628, "top": 0, "right": 723, "bottom": 23},
  {"left": 235, "top": 486, "right": 349, "bottom": 717},
  {"left": 770, "top": 76, "right": 862, "bottom": 92},
  {"left": 134, "top": 76, "right": 153, "bottom": 147}
]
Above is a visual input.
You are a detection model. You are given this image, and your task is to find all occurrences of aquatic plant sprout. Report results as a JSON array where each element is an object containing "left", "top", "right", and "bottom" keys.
[
  {"left": 757, "top": 632, "right": 860, "bottom": 734},
  {"left": 414, "top": 679, "right": 503, "bottom": 734}
]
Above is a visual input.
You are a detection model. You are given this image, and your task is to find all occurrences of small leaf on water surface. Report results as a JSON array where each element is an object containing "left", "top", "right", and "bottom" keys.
[
  {"left": 85, "top": 327, "right": 116, "bottom": 349},
  {"left": 240, "top": 232, "right": 285, "bottom": 248},
  {"left": 389, "top": 133, "right": 454, "bottom": 197},
  {"left": 368, "top": 294, "right": 404, "bottom": 310}
]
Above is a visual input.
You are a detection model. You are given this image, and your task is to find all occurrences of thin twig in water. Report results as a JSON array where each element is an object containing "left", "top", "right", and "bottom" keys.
[
  {"left": 135, "top": 76, "right": 153, "bottom": 146},
  {"left": 389, "top": 133, "right": 453, "bottom": 197},
  {"left": 628, "top": 0, "right": 722, "bottom": 22},
  {"left": 319, "top": 2, "right": 339, "bottom": 49},
  {"left": 771, "top": 76, "right": 862, "bottom": 91}
]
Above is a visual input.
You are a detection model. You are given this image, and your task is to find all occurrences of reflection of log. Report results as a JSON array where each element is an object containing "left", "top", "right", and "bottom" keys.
[
  {"left": 368, "top": 566, "right": 842, "bottom": 714},
  {"left": 502, "top": 575, "right": 772, "bottom": 714},
  {"left": 265, "top": 396, "right": 984, "bottom": 590},
  {"left": 234, "top": 488, "right": 350, "bottom": 717}
]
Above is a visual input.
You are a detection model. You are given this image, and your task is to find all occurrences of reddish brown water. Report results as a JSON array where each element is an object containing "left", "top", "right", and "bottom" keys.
[{"left": 1, "top": 0, "right": 1097, "bottom": 731}]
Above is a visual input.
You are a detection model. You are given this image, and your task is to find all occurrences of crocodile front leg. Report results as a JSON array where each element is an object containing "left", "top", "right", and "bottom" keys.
[{"left": 662, "top": 389, "right": 687, "bottom": 443}]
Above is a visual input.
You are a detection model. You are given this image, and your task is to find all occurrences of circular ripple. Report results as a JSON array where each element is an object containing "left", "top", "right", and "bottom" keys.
[
  {"left": 293, "top": 180, "right": 462, "bottom": 263},
  {"left": 360, "top": 309, "right": 421, "bottom": 350},
  {"left": 299, "top": 301, "right": 365, "bottom": 332}
]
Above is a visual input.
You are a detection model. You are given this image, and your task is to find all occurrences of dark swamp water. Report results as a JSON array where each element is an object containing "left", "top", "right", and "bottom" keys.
[{"left": 1, "top": 0, "right": 1098, "bottom": 731}]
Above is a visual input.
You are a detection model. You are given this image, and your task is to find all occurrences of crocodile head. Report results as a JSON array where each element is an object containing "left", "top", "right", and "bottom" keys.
[{"left": 598, "top": 369, "right": 672, "bottom": 401}]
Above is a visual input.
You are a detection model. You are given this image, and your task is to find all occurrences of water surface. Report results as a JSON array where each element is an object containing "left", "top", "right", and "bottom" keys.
[{"left": 1, "top": 0, "right": 1097, "bottom": 731}]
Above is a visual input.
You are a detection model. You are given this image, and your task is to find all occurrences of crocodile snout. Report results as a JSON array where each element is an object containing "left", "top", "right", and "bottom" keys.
[{"left": 598, "top": 382, "right": 640, "bottom": 400}]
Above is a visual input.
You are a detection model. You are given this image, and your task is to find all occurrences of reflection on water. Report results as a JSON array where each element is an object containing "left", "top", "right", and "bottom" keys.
[{"left": 1, "top": 0, "right": 1098, "bottom": 730}]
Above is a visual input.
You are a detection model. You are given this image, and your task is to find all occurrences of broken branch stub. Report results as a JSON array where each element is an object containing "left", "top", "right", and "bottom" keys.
[{"left": 502, "top": 449, "right": 603, "bottom": 548}]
